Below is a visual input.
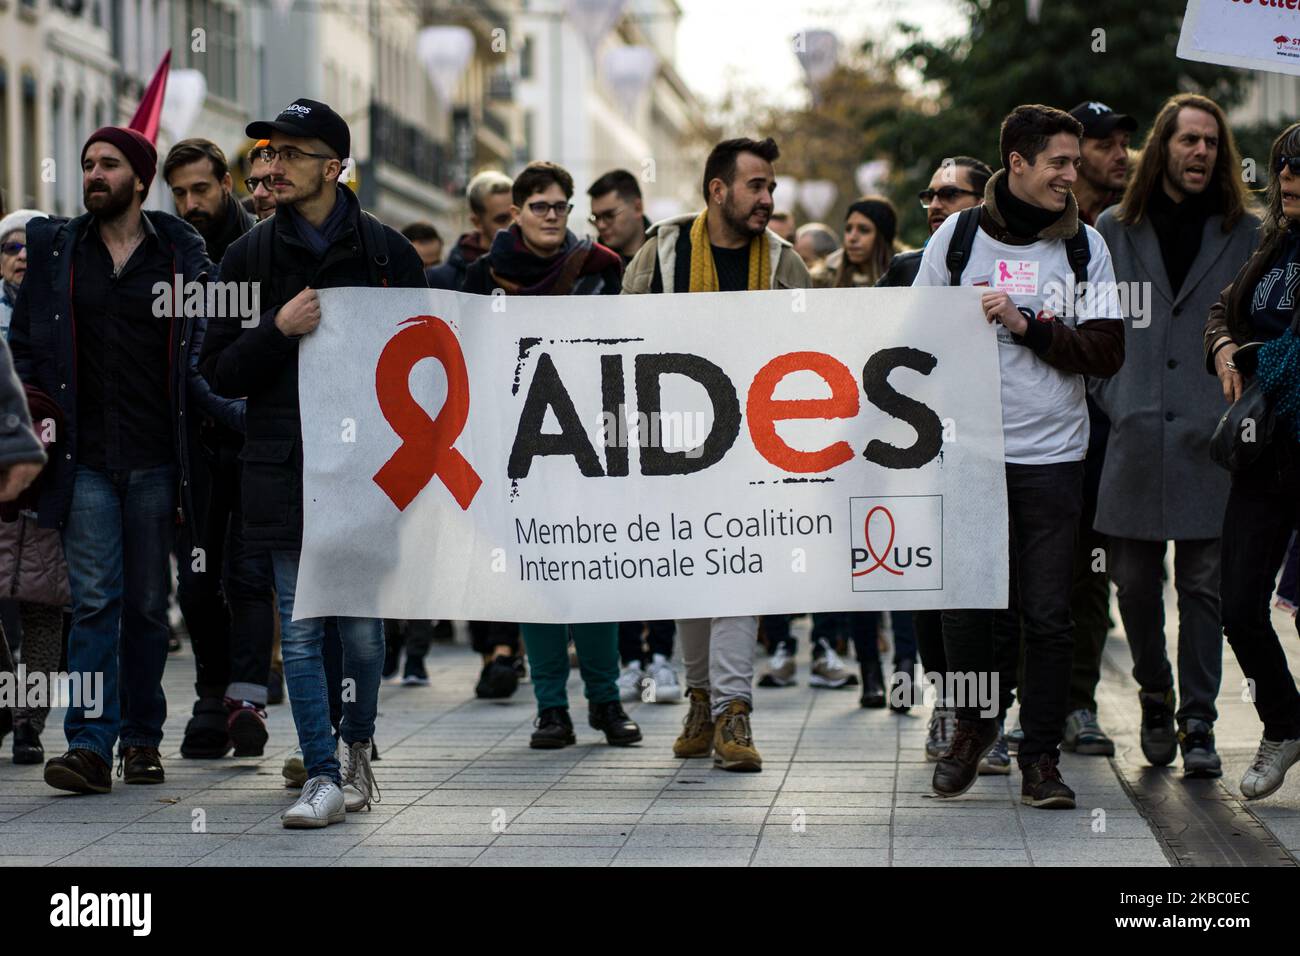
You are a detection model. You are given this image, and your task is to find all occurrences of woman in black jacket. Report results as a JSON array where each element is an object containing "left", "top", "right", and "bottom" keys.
[{"left": 1204, "top": 121, "right": 1300, "bottom": 799}]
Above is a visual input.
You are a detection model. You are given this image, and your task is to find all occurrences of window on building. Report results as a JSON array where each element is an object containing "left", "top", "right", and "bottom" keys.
[
  {"left": 520, "top": 36, "right": 533, "bottom": 80},
  {"left": 52, "top": 87, "right": 65, "bottom": 216},
  {"left": 0, "top": 64, "right": 8, "bottom": 206},
  {"left": 73, "top": 92, "right": 85, "bottom": 214},
  {"left": 22, "top": 72, "right": 38, "bottom": 208}
]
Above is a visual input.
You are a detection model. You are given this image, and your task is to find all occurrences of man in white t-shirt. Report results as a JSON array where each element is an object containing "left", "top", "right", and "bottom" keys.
[{"left": 912, "top": 104, "right": 1125, "bottom": 809}]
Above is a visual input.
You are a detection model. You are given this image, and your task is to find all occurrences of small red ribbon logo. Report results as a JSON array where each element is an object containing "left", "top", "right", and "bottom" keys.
[
  {"left": 373, "top": 315, "right": 481, "bottom": 511},
  {"left": 852, "top": 505, "right": 903, "bottom": 577}
]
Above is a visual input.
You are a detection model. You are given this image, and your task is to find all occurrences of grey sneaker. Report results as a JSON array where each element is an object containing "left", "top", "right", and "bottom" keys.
[
  {"left": 1006, "top": 717, "right": 1024, "bottom": 754},
  {"left": 757, "top": 645, "right": 796, "bottom": 687},
  {"left": 616, "top": 661, "right": 645, "bottom": 702},
  {"left": 281, "top": 775, "right": 346, "bottom": 828},
  {"left": 925, "top": 706, "right": 956, "bottom": 762},
  {"left": 644, "top": 654, "right": 682, "bottom": 703},
  {"left": 1241, "top": 737, "right": 1300, "bottom": 800},
  {"left": 809, "top": 641, "right": 853, "bottom": 689},
  {"left": 1139, "top": 689, "right": 1178, "bottom": 767},
  {"left": 339, "top": 738, "right": 381, "bottom": 812},
  {"left": 1178, "top": 719, "right": 1222, "bottom": 779},
  {"left": 1062, "top": 708, "right": 1116, "bottom": 756},
  {"left": 979, "top": 721, "right": 1011, "bottom": 774},
  {"left": 282, "top": 748, "right": 307, "bottom": 789}
]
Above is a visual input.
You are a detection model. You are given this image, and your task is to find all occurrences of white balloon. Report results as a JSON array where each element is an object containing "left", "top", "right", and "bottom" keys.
[
  {"left": 602, "top": 46, "right": 658, "bottom": 116},
  {"left": 566, "top": 0, "right": 630, "bottom": 56},
  {"left": 798, "top": 180, "right": 838, "bottom": 220},
  {"left": 417, "top": 26, "right": 476, "bottom": 104},
  {"left": 161, "top": 69, "right": 206, "bottom": 141},
  {"left": 795, "top": 29, "right": 839, "bottom": 87},
  {"left": 776, "top": 177, "right": 800, "bottom": 212},
  {"left": 855, "top": 160, "right": 890, "bottom": 196},
  {"left": 646, "top": 197, "right": 682, "bottom": 223},
  {"left": 1027, "top": 0, "right": 1044, "bottom": 23}
]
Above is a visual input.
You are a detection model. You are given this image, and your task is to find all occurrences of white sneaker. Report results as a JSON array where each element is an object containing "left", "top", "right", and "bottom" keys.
[
  {"left": 1241, "top": 737, "right": 1300, "bottom": 800},
  {"left": 809, "top": 641, "right": 853, "bottom": 688},
  {"left": 644, "top": 654, "right": 683, "bottom": 703},
  {"left": 757, "top": 645, "right": 796, "bottom": 687},
  {"left": 282, "top": 748, "right": 307, "bottom": 788},
  {"left": 339, "top": 737, "right": 381, "bottom": 812},
  {"left": 617, "top": 661, "right": 645, "bottom": 702},
  {"left": 281, "top": 775, "right": 346, "bottom": 828}
]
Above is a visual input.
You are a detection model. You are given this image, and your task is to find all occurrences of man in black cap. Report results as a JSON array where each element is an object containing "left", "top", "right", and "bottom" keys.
[
  {"left": 199, "top": 98, "right": 426, "bottom": 829},
  {"left": 1068, "top": 101, "right": 1138, "bottom": 227}
]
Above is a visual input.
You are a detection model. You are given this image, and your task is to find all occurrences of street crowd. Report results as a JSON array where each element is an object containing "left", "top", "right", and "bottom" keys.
[{"left": 2, "top": 87, "right": 1300, "bottom": 832}]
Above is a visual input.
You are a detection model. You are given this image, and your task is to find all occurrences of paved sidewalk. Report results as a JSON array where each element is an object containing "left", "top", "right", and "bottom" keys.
[{"left": 0, "top": 614, "right": 1187, "bottom": 868}]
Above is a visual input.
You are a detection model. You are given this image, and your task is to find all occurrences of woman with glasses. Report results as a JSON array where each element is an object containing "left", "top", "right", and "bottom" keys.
[
  {"left": 462, "top": 161, "right": 639, "bottom": 751},
  {"left": 0, "top": 210, "right": 43, "bottom": 339},
  {"left": 1205, "top": 124, "right": 1300, "bottom": 799}
]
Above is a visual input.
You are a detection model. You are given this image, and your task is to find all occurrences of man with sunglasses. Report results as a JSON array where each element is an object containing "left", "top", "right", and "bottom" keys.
[
  {"left": 1092, "top": 93, "right": 1259, "bottom": 779},
  {"left": 199, "top": 98, "right": 427, "bottom": 828},
  {"left": 428, "top": 170, "right": 515, "bottom": 291},
  {"left": 877, "top": 156, "right": 991, "bottom": 289}
]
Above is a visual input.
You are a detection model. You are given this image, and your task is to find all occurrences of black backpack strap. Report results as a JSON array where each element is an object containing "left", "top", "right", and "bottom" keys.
[
  {"left": 359, "top": 211, "right": 391, "bottom": 287},
  {"left": 1065, "top": 224, "right": 1091, "bottom": 286},
  {"left": 945, "top": 206, "right": 982, "bottom": 286}
]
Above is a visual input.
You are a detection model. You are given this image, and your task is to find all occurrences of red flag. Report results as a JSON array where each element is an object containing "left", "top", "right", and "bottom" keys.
[{"left": 128, "top": 50, "right": 172, "bottom": 145}]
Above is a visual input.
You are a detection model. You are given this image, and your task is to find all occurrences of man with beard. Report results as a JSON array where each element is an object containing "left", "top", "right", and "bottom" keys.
[
  {"left": 163, "top": 140, "right": 275, "bottom": 760},
  {"left": 10, "top": 127, "right": 213, "bottom": 794},
  {"left": 1069, "top": 102, "right": 1136, "bottom": 227},
  {"left": 200, "top": 98, "right": 426, "bottom": 828},
  {"left": 1092, "top": 93, "right": 1258, "bottom": 779},
  {"left": 622, "top": 137, "right": 810, "bottom": 772}
]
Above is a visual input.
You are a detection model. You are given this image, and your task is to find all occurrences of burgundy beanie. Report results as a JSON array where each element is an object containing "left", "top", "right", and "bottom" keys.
[{"left": 81, "top": 126, "right": 158, "bottom": 193}]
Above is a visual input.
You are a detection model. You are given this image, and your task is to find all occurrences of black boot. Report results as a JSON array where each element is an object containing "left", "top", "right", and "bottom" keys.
[
  {"left": 859, "top": 659, "right": 886, "bottom": 708},
  {"left": 530, "top": 707, "right": 575, "bottom": 749},
  {"left": 13, "top": 722, "right": 43, "bottom": 765},
  {"left": 0, "top": 708, "right": 10, "bottom": 749},
  {"left": 589, "top": 700, "right": 643, "bottom": 746}
]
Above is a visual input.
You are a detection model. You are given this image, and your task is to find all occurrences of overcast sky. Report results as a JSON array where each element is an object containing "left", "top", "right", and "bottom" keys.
[{"left": 674, "top": 0, "right": 966, "bottom": 107}]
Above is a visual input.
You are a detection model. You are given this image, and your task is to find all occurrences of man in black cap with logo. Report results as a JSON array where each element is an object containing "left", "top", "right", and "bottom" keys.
[
  {"left": 199, "top": 98, "right": 426, "bottom": 829},
  {"left": 1068, "top": 101, "right": 1138, "bottom": 227}
]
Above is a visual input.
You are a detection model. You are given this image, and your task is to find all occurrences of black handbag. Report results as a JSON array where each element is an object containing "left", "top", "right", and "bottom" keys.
[{"left": 1210, "top": 374, "right": 1275, "bottom": 471}]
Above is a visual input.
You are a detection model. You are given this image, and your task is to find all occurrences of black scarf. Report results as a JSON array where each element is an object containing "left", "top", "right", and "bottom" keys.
[
  {"left": 204, "top": 192, "right": 256, "bottom": 265},
  {"left": 1147, "top": 184, "right": 1218, "bottom": 297},
  {"left": 994, "top": 175, "right": 1061, "bottom": 240}
]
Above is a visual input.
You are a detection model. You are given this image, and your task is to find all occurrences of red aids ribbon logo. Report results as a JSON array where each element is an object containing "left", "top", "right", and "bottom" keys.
[
  {"left": 852, "top": 505, "right": 903, "bottom": 577},
  {"left": 373, "top": 315, "right": 481, "bottom": 511}
]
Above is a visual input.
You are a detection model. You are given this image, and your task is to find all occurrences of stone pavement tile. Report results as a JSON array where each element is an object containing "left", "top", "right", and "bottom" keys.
[
  {"left": 772, "top": 791, "right": 894, "bottom": 808},
  {"left": 14, "top": 802, "right": 169, "bottom": 824},
  {"left": 473, "top": 846, "right": 618, "bottom": 866},
  {"left": 623, "top": 823, "right": 760, "bottom": 848},
  {"left": 611, "top": 847, "right": 754, "bottom": 867},
  {"left": 759, "top": 823, "right": 892, "bottom": 849},
  {"left": 639, "top": 806, "right": 772, "bottom": 825},
  {"left": 188, "top": 854, "right": 342, "bottom": 867},
  {"left": 414, "top": 789, "right": 549, "bottom": 806},
  {"left": 336, "top": 856, "right": 473, "bottom": 867},
  {"left": 51, "top": 852, "right": 213, "bottom": 866},
  {"left": 0, "top": 821, "right": 123, "bottom": 839},
  {"left": 1028, "top": 840, "right": 1170, "bottom": 864},
  {"left": 346, "top": 842, "right": 484, "bottom": 859},
  {"left": 360, "top": 831, "right": 497, "bottom": 847},
  {"left": 531, "top": 794, "right": 657, "bottom": 811},
  {"left": 752, "top": 847, "right": 890, "bottom": 866},
  {"left": 510, "top": 808, "right": 643, "bottom": 825},
  {"left": 894, "top": 829, "right": 1025, "bottom": 851},
  {"left": 492, "top": 833, "right": 629, "bottom": 848},
  {"left": 893, "top": 847, "right": 1032, "bottom": 866},
  {"left": 0, "top": 855, "right": 61, "bottom": 866}
]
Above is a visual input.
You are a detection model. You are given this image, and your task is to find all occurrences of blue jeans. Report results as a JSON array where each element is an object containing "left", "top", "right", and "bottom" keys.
[
  {"left": 271, "top": 550, "right": 383, "bottom": 783},
  {"left": 61, "top": 464, "right": 176, "bottom": 764}
]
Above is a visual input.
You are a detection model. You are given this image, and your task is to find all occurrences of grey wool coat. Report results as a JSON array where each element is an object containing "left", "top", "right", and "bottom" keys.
[{"left": 1091, "top": 204, "right": 1259, "bottom": 541}]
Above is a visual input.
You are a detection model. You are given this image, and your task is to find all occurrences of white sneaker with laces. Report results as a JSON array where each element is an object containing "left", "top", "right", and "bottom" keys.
[
  {"left": 617, "top": 661, "right": 645, "bottom": 702},
  {"left": 758, "top": 645, "right": 796, "bottom": 687},
  {"left": 281, "top": 775, "right": 346, "bottom": 828},
  {"left": 645, "top": 654, "right": 683, "bottom": 703},
  {"left": 809, "top": 641, "right": 853, "bottom": 688},
  {"left": 282, "top": 748, "right": 307, "bottom": 788},
  {"left": 1241, "top": 737, "right": 1300, "bottom": 800},
  {"left": 340, "top": 737, "right": 381, "bottom": 812}
]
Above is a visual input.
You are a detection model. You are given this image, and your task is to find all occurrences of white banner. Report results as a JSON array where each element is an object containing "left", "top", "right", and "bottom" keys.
[
  {"left": 1177, "top": 0, "right": 1300, "bottom": 75},
  {"left": 293, "top": 287, "right": 1008, "bottom": 622}
]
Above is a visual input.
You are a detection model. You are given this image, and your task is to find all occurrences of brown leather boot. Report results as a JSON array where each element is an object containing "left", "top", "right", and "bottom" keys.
[
  {"left": 713, "top": 700, "right": 762, "bottom": 772},
  {"left": 121, "top": 746, "right": 165, "bottom": 785},
  {"left": 44, "top": 748, "right": 112, "bottom": 794},
  {"left": 673, "top": 687, "right": 714, "bottom": 758}
]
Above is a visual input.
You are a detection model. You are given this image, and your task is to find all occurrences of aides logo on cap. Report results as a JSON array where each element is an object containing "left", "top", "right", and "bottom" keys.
[{"left": 282, "top": 103, "right": 313, "bottom": 118}]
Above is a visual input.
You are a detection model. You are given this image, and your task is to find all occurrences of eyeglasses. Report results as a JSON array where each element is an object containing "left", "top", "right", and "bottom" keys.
[
  {"left": 527, "top": 201, "right": 573, "bottom": 219},
  {"left": 257, "top": 145, "right": 335, "bottom": 164},
  {"left": 918, "top": 186, "right": 983, "bottom": 208},
  {"left": 244, "top": 175, "right": 275, "bottom": 193},
  {"left": 1276, "top": 155, "right": 1300, "bottom": 176},
  {"left": 0, "top": 241, "right": 24, "bottom": 256},
  {"left": 588, "top": 205, "right": 625, "bottom": 225}
]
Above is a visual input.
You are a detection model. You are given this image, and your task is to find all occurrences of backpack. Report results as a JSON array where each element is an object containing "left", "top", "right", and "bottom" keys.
[
  {"left": 945, "top": 205, "right": 1090, "bottom": 291},
  {"left": 242, "top": 209, "right": 392, "bottom": 296}
]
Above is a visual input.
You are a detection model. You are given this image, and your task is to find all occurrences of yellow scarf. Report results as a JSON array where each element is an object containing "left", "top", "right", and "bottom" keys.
[{"left": 687, "top": 209, "right": 770, "bottom": 292}]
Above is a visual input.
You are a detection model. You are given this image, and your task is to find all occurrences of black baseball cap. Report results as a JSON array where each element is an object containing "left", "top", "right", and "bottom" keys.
[
  {"left": 1069, "top": 101, "right": 1138, "bottom": 140},
  {"left": 246, "top": 98, "right": 350, "bottom": 161}
]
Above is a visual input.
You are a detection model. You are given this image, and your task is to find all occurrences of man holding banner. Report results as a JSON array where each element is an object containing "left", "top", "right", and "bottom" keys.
[
  {"left": 913, "top": 105, "right": 1125, "bottom": 809},
  {"left": 622, "top": 136, "right": 811, "bottom": 772},
  {"left": 199, "top": 99, "right": 426, "bottom": 828}
]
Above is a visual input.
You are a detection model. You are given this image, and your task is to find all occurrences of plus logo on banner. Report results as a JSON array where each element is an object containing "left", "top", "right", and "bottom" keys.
[{"left": 849, "top": 495, "right": 943, "bottom": 592}]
